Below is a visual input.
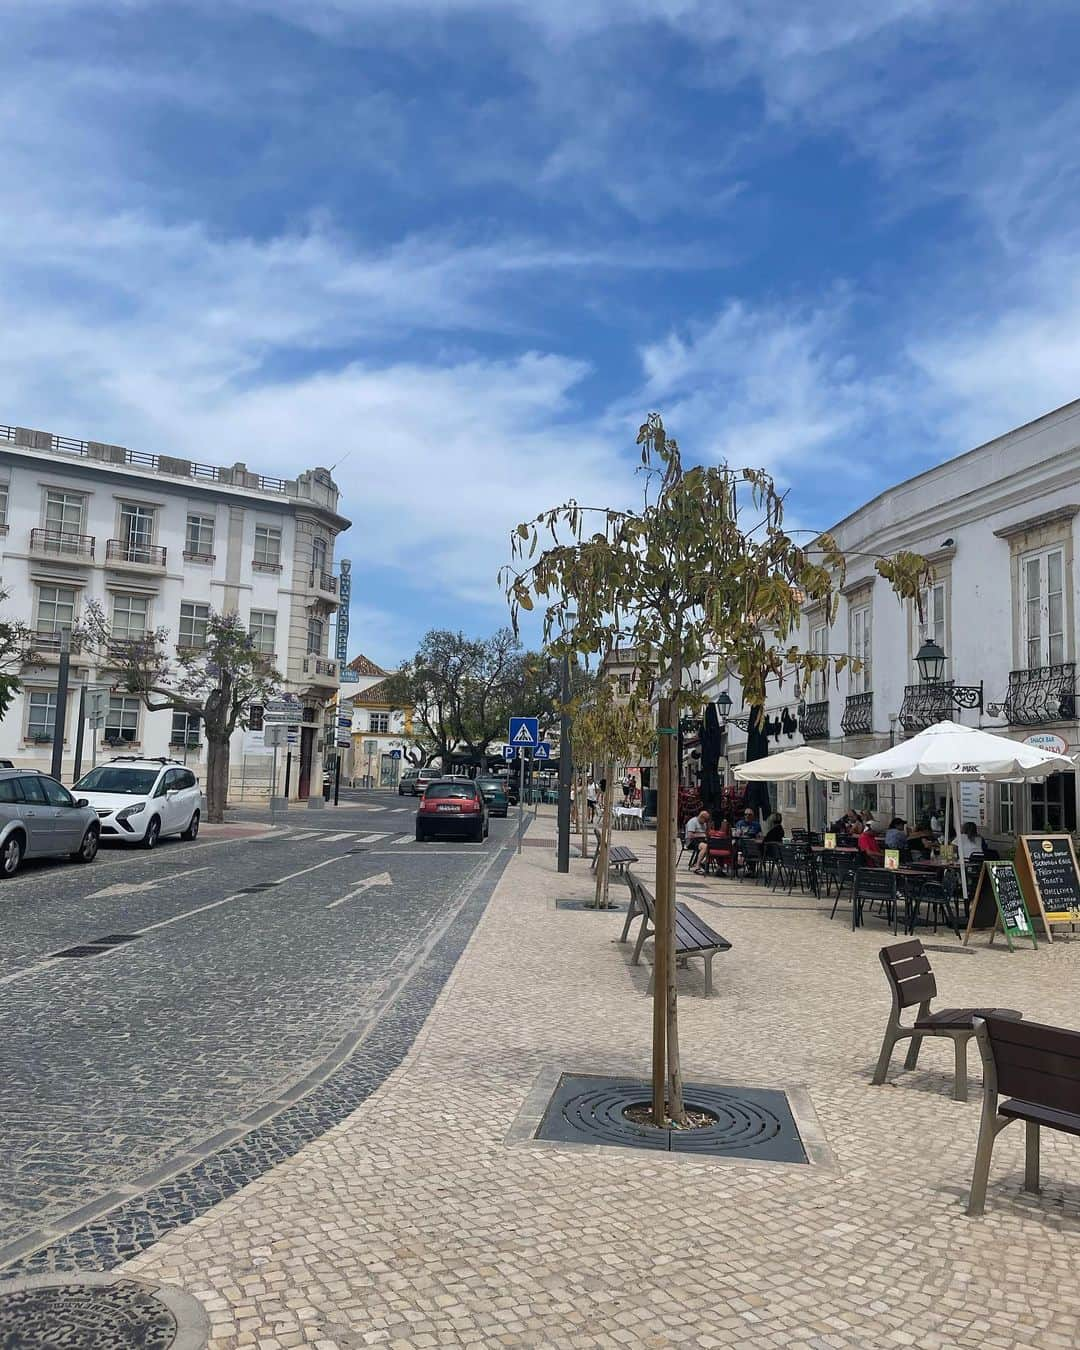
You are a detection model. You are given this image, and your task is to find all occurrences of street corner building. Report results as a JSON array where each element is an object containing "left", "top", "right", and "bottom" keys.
[{"left": 0, "top": 420, "right": 351, "bottom": 802}]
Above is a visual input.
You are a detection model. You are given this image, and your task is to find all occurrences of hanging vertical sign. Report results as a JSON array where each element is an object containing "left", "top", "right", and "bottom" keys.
[{"left": 336, "top": 560, "right": 352, "bottom": 666}]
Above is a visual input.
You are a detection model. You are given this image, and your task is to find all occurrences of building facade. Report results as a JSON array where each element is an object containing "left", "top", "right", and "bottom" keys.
[
  {"left": 0, "top": 421, "right": 349, "bottom": 799},
  {"left": 701, "top": 399, "right": 1080, "bottom": 841}
]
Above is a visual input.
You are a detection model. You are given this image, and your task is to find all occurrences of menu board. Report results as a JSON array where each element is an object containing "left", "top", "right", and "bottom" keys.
[
  {"left": 1013, "top": 835, "right": 1080, "bottom": 942},
  {"left": 823, "top": 832, "right": 836, "bottom": 850},
  {"left": 884, "top": 849, "right": 900, "bottom": 870}
]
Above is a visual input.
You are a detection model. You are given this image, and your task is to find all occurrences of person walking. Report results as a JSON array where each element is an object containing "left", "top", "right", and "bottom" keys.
[{"left": 586, "top": 778, "right": 598, "bottom": 823}]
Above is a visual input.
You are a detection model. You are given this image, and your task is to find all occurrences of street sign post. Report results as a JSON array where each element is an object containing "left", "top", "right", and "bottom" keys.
[
  {"left": 518, "top": 745, "right": 528, "bottom": 853},
  {"left": 508, "top": 716, "right": 539, "bottom": 748}
]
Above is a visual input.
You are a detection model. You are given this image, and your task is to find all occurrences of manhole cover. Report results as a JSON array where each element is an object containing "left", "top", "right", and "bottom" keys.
[
  {"left": 535, "top": 1074, "right": 807, "bottom": 1162},
  {"left": 0, "top": 1278, "right": 190, "bottom": 1349}
]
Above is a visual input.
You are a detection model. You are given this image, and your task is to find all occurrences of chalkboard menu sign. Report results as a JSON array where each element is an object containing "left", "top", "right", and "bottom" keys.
[
  {"left": 986, "top": 862, "right": 1037, "bottom": 950},
  {"left": 1015, "top": 834, "right": 1080, "bottom": 943}
]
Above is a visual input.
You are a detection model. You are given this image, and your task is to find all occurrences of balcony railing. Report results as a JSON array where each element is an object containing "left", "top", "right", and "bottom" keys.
[
  {"left": 841, "top": 690, "right": 873, "bottom": 736},
  {"left": 801, "top": 699, "right": 829, "bottom": 741},
  {"left": 309, "top": 569, "right": 338, "bottom": 594},
  {"left": 29, "top": 527, "right": 95, "bottom": 560},
  {"left": 106, "top": 540, "right": 167, "bottom": 567},
  {"left": 303, "top": 655, "right": 338, "bottom": 679},
  {"left": 899, "top": 682, "right": 954, "bottom": 735},
  {"left": 1001, "top": 664, "right": 1076, "bottom": 725}
]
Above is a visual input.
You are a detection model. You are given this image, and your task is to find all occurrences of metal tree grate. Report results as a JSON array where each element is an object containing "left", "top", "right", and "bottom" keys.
[{"left": 535, "top": 1074, "right": 808, "bottom": 1161}]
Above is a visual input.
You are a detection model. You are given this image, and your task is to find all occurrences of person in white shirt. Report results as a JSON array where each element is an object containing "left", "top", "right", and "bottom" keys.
[
  {"left": 586, "top": 779, "right": 598, "bottom": 823},
  {"left": 959, "top": 821, "right": 986, "bottom": 860},
  {"left": 684, "top": 810, "right": 711, "bottom": 869}
]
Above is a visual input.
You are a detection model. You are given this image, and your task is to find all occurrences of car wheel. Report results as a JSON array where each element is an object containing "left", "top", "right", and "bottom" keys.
[
  {"left": 71, "top": 826, "right": 100, "bottom": 863},
  {"left": 415, "top": 828, "right": 426, "bottom": 842},
  {"left": 181, "top": 810, "right": 200, "bottom": 841},
  {"left": 143, "top": 817, "right": 161, "bottom": 849},
  {"left": 472, "top": 821, "right": 484, "bottom": 843},
  {"left": 0, "top": 833, "right": 23, "bottom": 877}
]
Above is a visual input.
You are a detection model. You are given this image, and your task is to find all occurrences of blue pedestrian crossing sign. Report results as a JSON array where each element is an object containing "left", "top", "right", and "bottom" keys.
[
  {"left": 533, "top": 741, "right": 552, "bottom": 760},
  {"left": 509, "top": 716, "right": 539, "bottom": 747}
]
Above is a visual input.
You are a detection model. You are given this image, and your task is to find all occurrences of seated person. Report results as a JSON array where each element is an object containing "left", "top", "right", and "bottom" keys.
[
  {"left": 684, "top": 809, "right": 711, "bottom": 869},
  {"left": 883, "top": 817, "right": 908, "bottom": 850},
  {"left": 733, "top": 807, "right": 761, "bottom": 839},
  {"left": 958, "top": 820, "right": 987, "bottom": 860},
  {"left": 763, "top": 813, "right": 784, "bottom": 844},
  {"left": 699, "top": 819, "right": 732, "bottom": 875},
  {"left": 858, "top": 824, "right": 883, "bottom": 865}
]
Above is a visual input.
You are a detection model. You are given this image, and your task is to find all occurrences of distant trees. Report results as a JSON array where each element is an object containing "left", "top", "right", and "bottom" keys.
[{"left": 0, "top": 589, "right": 31, "bottom": 722}]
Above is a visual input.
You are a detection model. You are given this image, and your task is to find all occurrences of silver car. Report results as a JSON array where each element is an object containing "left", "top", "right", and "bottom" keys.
[{"left": 0, "top": 770, "right": 100, "bottom": 877}]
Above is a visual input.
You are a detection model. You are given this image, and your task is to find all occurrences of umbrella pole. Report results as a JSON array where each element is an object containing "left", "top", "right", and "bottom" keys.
[
  {"left": 951, "top": 780, "right": 969, "bottom": 903},
  {"left": 805, "top": 780, "right": 811, "bottom": 834}
]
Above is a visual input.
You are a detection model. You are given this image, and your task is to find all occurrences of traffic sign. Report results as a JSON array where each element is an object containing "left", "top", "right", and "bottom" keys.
[
  {"left": 503, "top": 744, "right": 521, "bottom": 762},
  {"left": 509, "top": 716, "right": 539, "bottom": 747},
  {"left": 533, "top": 741, "right": 552, "bottom": 760},
  {"left": 389, "top": 749, "right": 402, "bottom": 759}
]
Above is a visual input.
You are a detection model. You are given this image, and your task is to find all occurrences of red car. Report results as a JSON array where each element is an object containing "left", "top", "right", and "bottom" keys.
[{"left": 415, "top": 779, "right": 489, "bottom": 843}]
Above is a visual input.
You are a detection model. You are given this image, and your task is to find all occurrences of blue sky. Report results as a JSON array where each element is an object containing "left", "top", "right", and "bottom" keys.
[{"left": 5, "top": 1, "right": 1080, "bottom": 666}]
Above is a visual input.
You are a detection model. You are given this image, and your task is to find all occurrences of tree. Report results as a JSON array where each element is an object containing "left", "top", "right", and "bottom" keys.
[
  {"left": 80, "top": 602, "right": 280, "bottom": 823},
  {"left": 0, "top": 589, "right": 32, "bottom": 721},
  {"left": 573, "top": 674, "right": 655, "bottom": 907},
  {"left": 505, "top": 413, "right": 927, "bottom": 1125}
]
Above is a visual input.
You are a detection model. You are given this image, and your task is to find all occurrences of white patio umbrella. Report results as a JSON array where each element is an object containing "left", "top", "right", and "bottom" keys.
[
  {"left": 846, "top": 720, "right": 1075, "bottom": 900},
  {"left": 734, "top": 745, "right": 856, "bottom": 833}
]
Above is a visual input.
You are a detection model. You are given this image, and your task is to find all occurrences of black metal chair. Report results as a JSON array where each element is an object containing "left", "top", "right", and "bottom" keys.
[
  {"left": 822, "top": 852, "right": 858, "bottom": 903},
  {"left": 905, "top": 876, "right": 961, "bottom": 940},
  {"left": 773, "top": 842, "right": 816, "bottom": 895},
  {"left": 760, "top": 840, "right": 782, "bottom": 887},
  {"left": 737, "top": 837, "right": 763, "bottom": 880},
  {"left": 852, "top": 868, "right": 899, "bottom": 932}
]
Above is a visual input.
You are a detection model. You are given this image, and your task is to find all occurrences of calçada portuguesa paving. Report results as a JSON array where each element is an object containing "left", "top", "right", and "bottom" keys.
[{"left": 56, "top": 812, "right": 1080, "bottom": 1344}]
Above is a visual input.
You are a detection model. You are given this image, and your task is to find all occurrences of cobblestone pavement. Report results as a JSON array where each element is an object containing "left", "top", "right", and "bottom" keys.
[
  {"left": 105, "top": 812, "right": 1080, "bottom": 1348},
  {"left": 0, "top": 794, "right": 517, "bottom": 1265}
]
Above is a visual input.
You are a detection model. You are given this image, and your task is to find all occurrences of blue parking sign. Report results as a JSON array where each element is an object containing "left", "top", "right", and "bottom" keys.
[
  {"left": 509, "top": 716, "right": 539, "bottom": 747},
  {"left": 502, "top": 744, "right": 519, "bottom": 762}
]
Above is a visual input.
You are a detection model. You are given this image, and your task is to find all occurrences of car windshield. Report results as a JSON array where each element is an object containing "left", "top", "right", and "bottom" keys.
[
  {"left": 425, "top": 784, "right": 476, "bottom": 799},
  {"left": 477, "top": 780, "right": 505, "bottom": 791},
  {"left": 74, "top": 767, "right": 159, "bottom": 794}
]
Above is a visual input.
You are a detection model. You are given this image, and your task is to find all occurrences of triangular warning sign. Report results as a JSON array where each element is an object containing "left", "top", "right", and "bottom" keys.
[{"left": 513, "top": 723, "right": 535, "bottom": 743}]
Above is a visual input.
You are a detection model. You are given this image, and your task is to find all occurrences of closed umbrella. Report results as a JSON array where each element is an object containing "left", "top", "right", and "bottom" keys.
[
  {"left": 846, "top": 720, "right": 1075, "bottom": 900},
  {"left": 734, "top": 744, "right": 856, "bottom": 833}
]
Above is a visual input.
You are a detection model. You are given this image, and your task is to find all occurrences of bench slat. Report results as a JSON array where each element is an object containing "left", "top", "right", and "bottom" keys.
[
  {"left": 1000, "top": 1099, "right": 1080, "bottom": 1138},
  {"left": 675, "top": 906, "right": 726, "bottom": 949}
]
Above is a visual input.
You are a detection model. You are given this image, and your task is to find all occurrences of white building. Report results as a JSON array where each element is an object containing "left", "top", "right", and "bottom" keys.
[
  {"left": 338, "top": 654, "right": 410, "bottom": 788},
  {"left": 0, "top": 420, "right": 350, "bottom": 799},
  {"left": 702, "top": 398, "right": 1080, "bottom": 841}
]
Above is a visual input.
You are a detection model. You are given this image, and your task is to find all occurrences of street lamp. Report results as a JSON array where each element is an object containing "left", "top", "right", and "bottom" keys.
[
  {"left": 901, "top": 638, "right": 983, "bottom": 729},
  {"left": 915, "top": 638, "right": 947, "bottom": 685}
]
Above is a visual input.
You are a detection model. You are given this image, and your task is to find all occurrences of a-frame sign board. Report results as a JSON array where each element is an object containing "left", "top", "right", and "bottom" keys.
[
  {"left": 963, "top": 861, "right": 1038, "bottom": 951},
  {"left": 1013, "top": 834, "right": 1080, "bottom": 944}
]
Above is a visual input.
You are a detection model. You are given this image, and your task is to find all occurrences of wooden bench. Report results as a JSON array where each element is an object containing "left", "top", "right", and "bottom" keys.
[
  {"left": 623, "top": 870, "right": 731, "bottom": 997},
  {"left": 591, "top": 827, "right": 638, "bottom": 876},
  {"left": 968, "top": 1015, "right": 1080, "bottom": 1216},
  {"left": 873, "top": 941, "right": 1021, "bottom": 1102}
]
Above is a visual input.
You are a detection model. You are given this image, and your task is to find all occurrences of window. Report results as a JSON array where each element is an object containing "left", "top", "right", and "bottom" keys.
[
  {"left": 171, "top": 710, "right": 201, "bottom": 747},
  {"left": 176, "top": 769, "right": 197, "bottom": 789},
  {"left": 185, "top": 513, "right": 215, "bottom": 559},
  {"left": 120, "top": 503, "right": 156, "bottom": 562},
  {"left": 36, "top": 583, "right": 77, "bottom": 635},
  {"left": 618, "top": 673, "right": 632, "bottom": 695},
  {"left": 105, "top": 695, "right": 140, "bottom": 743},
  {"left": 112, "top": 593, "right": 149, "bottom": 641},
  {"left": 248, "top": 704, "right": 264, "bottom": 732},
  {"left": 179, "top": 601, "right": 210, "bottom": 649},
  {"left": 1022, "top": 547, "right": 1065, "bottom": 669},
  {"left": 19, "top": 776, "right": 48, "bottom": 804},
  {"left": 998, "top": 782, "right": 1015, "bottom": 834},
  {"left": 254, "top": 524, "right": 282, "bottom": 569},
  {"left": 249, "top": 610, "right": 277, "bottom": 655},
  {"left": 0, "top": 780, "right": 17, "bottom": 803},
  {"left": 809, "top": 623, "right": 828, "bottom": 700},
  {"left": 0, "top": 479, "right": 8, "bottom": 528},
  {"left": 27, "top": 690, "right": 57, "bottom": 740},
  {"left": 850, "top": 605, "right": 872, "bottom": 693},
  {"left": 306, "top": 615, "right": 324, "bottom": 655},
  {"left": 1030, "top": 772, "right": 1076, "bottom": 834},
  {"left": 916, "top": 581, "right": 946, "bottom": 659},
  {"left": 849, "top": 784, "right": 878, "bottom": 814},
  {"left": 369, "top": 711, "right": 390, "bottom": 733},
  {"left": 40, "top": 777, "right": 74, "bottom": 808},
  {"left": 45, "top": 489, "right": 85, "bottom": 542},
  {"left": 311, "top": 536, "right": 327, "bottom": 577}
]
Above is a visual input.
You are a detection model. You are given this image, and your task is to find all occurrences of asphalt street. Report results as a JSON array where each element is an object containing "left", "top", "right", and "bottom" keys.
[{"left": 0, "top": 788, "right": 520, "bottom": 1260}]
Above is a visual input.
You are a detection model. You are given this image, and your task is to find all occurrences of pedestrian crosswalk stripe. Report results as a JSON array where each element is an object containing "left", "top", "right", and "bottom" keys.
[
  {"left": 287, "top": 831, "right": 321, "bottom": 841},
  {"left": 321, "top": 831, "right": 360, "bottom": 843},
  {"left": 355, "top": 832, "right": 389, "bottom": 843},
  {"left": 364, "top": 805, "right": 386, "bottom": 812},
  {"left": 389, "top": 833, "right": 415, "bottom": 845}
]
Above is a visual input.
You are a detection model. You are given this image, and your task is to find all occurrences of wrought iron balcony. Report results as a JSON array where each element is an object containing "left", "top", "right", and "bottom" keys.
[
  {"left": 801, "top": 699, "right": 829, "bottom": 741},
  {"left": 993, "top": 664, "right": 1076, "bottom": 725},
  {"left": 841, "top": 690, "right": 873, "bottom": 736},
  {"left": 302, "top": 655, "right": 338, "bottom": 683},
  {"left": 309, "top": 569, "right": 338, "bottom": 595},
  {"left": 106, "top": 539, "right": 167, "bottom": 567},
  {"left": 29, "top": 527, "right": 95, "bottom": 560}
]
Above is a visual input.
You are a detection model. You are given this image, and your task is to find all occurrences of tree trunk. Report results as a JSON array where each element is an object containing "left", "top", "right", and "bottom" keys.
[
  {"left": 578, "top": 769, "right": 588, "bottom": 860},
  {"left": 663, "top": 655, "right": 686, "bottom": 1125},
  {"left": 652, "top": 692, "right": 671, "bottom": 1126},
  {"left": 206, "top": 736, "right": 230, "bottom": 823}
]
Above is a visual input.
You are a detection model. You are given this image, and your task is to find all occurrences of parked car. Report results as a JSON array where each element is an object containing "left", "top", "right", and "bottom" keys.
[
  {"left": 415, "top": 779, "right": 489, "bottom": 842},
  {"left": 399, "top": 766, "right": 442, "bottom": 796},
  {"left": 0, "top": 769, "right": 100, "bottom": 877},
  {"left": 73, "top": 757, "right": 202, "bottom": 848},
  {"left": 475, "top": 776, "right": 510, "bottom": 817}
]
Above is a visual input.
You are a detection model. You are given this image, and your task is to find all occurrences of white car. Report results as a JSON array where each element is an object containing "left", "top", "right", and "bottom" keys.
[{"left": 73, "top": 757, "right": 203, "bottom": 848}]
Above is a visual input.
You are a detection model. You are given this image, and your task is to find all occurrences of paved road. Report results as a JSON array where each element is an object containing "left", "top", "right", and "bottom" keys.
[{"left": 0, "top": 790, "right": 517, "bottom": 1258}]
